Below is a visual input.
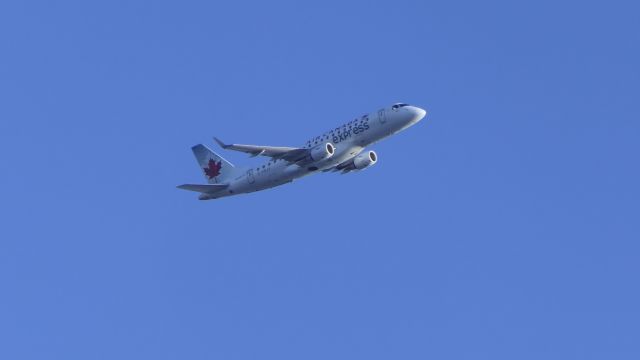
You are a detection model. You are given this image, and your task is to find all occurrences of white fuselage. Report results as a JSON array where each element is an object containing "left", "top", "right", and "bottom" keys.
[{"left": 207, "top": 104, "right": 426, "bottom": 199}]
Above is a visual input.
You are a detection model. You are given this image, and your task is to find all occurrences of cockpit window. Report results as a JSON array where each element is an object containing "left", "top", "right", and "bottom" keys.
[{"left": 392, "top": 103, "right": 410, "bottom": 110}]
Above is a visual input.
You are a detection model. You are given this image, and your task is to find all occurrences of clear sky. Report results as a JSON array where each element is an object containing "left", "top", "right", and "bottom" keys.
[{"left": 1, "top": 1, "right": 639, "bottom": 359}]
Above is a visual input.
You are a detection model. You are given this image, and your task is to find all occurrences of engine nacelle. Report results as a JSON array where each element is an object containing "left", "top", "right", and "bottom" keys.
[
  {"left": 309, "top": 142, "right": 335, "bottom": 162},
  {"left": 352, "top": 150, "right": 377, "bottom": 170}
]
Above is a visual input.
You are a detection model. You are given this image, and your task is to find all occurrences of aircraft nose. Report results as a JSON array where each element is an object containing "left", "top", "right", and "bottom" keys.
[{"left": 406, "top": 106, "right": 427, "bottom": 122}]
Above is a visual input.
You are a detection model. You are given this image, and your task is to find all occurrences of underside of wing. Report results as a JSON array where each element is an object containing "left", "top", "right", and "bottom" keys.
[{"left": 323, "top": 162, "right": 355, "bottom": 174}]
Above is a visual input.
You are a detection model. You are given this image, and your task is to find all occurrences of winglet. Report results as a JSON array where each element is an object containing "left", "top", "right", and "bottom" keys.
[{"left": 213, "top": 137, "right": 230, "bottom": 149}]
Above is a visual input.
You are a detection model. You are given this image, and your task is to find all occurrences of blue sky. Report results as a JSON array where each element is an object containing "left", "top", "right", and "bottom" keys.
[{"left": 1, "top": 1, "right": 639, "bottom": 359}]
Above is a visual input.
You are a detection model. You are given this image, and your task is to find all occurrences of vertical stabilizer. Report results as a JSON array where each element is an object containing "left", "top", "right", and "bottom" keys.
[{"left": 191, "top": 144, "right": 236, "bottom": 184}]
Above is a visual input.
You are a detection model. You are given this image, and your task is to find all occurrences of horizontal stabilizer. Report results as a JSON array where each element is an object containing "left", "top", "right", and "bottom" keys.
[{"left": 176, "top": 183, "right": 229, "bottom": 194}]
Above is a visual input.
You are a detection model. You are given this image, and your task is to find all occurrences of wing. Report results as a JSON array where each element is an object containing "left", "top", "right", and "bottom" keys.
[
  {"left": 322, "top": 161, "right": 355, "bottom": 174},
  {"left": 214, "top": 137, "right": 310, "bottom": 163}
]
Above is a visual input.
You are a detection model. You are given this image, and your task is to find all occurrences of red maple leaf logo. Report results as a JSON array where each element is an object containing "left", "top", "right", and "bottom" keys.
[{"left": 203, "top": 159, "right": 222, "bottom": 179}]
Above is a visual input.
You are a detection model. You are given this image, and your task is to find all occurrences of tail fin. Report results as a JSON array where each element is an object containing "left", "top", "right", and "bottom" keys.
[{"left": 192, "top": 144, "right": 236, "bottom": 184}]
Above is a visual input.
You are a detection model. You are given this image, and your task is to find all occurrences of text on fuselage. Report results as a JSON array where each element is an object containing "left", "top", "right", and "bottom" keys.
[{"left": 306, "top": 115, "right": 372, "bottom": 147}]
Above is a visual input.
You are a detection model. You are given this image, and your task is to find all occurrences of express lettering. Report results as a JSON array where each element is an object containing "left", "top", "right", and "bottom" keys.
[{"left": 332, "top": 117, "right": 370, "bottom": 144}]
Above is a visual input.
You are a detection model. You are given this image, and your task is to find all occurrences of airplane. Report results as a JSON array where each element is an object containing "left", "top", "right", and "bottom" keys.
[{"left": 178, "top": 103, "right": 427, "bottom": 200}]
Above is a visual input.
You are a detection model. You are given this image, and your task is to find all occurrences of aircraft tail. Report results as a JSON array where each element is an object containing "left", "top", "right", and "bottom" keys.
[{"left": 191, "top": 144, "right": 236, "bottom": 184}]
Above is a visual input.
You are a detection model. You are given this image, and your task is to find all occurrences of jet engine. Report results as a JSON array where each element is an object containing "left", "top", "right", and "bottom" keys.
[
  {"left": 352, "top": 150, "right": 377, "bottom": 170},
  {"left": 337, "top": 150, "right": 378, "bottom": 172},
  {"left": 309, "top": 142, "right": 335, "bottom": 162}
]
